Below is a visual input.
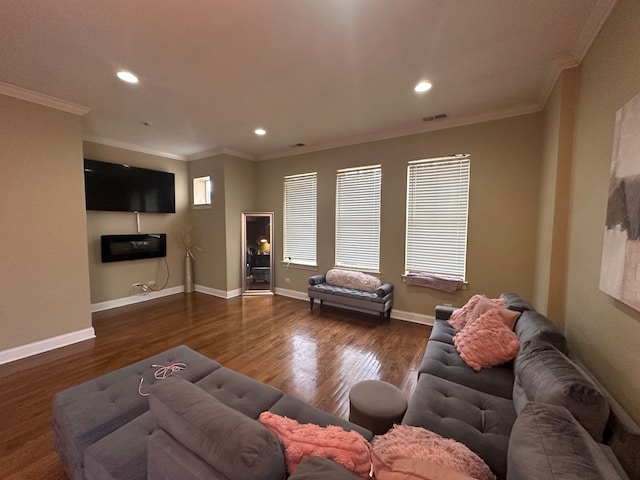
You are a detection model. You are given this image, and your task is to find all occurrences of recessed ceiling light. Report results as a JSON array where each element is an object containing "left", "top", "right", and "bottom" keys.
[
  {"left": 254, "top": 128, "right": 266, "bottom": 136},
  {"left": 414, "top": 81, "right": 432, "bottom": 93},
  {"left": 117, "top": 71, "right": 139, "bottom": 84}
]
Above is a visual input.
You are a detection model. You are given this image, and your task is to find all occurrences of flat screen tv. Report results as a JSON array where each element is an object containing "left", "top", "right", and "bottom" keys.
[{"left": 84, "top": 159, "right": 175, "bottom": 213}]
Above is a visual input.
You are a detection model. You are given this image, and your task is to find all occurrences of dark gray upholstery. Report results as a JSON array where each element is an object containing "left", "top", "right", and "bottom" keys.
[
  {"left": 514, "top": 310, "right": 567, "bottom": 353},
  {"left": 417, "top": 338, "right": 514, "bottom": 399},
  {"left": 499, "top": 293, "right": 536, "bottom": 312},
  {"left": 52, "top": 345, "right": 220, "bottom": 480},
  {"left": 195, "top": 367, "right": 283, "bottom": 418},
  {"left": 508, "top": 403, "right": 629, "bottom": 480},
  {"left": 288, "top": 456, "right": 362, "bottom": 479},
  {"left": 84, "top": 411, "right": 155, "bottom": 480},
  {"left": 149, "top": 377, "right": 286, "bottom": 480},
  {"left": 426, "top": 318, "right": 456, "bottom": 344},
  {"left": 514, "top": 341, "right": 610, "bottom": 441},
  {"left": 402, "top": 374, "right": 516, "bottom": 480},
  {"left": 407, "top": 295, "right": 636, "bottom": 480}
]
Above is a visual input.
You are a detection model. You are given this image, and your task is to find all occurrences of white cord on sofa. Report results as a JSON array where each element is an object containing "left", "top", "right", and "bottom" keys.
[{"left": 138, "top": 363, "right": 187, "bottom": 396}]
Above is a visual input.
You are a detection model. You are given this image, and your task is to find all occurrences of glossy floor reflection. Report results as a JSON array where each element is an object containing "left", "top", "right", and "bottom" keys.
[{"left": 0, "top": 293, "right": 431, "bottom": 479}]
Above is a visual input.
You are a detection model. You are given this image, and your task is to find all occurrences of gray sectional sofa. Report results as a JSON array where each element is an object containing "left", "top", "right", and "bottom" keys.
[
  {"left": 53, "top": 293, "right": 640, "bottom": 480},
  {"left": 53, "top": 345, "right": 372, "bottom": 480},
  {"left": 403, "top": 293, "right": 639, "bottom": 480}
]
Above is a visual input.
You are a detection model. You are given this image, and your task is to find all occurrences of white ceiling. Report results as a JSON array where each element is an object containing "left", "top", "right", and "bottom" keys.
[{"left": 0, "top": 0, "right": 616, "bottom": 161}]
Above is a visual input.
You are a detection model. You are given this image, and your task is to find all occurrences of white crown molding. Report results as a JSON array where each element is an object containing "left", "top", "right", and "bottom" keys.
[
  {"left": 257, "top": 102, "right": 541, "bottom": 161},
  {"left": 83, "top": 135, "right": 188, "bottom": 161},
  {"left": 571, "top": 0, "right": 618, "bottom": 63},
  {"left": 187, "top": 146, "right": 255, "bottom": 161},
  {"left": 0, "top": 81, "right": 91, "bottom": 116},
  {"left": 0, "top": 327, "right": 95, "bottom": 366},
  {"left": 537, "top": 54, "right": 580, "bottom": 108}
]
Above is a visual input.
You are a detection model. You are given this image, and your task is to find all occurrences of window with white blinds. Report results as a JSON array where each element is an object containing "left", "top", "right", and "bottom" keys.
[
  {"left": 283, "top": 172, "right": 317, "bottom": 266},
  {"left": 405, "top": 155, "right": 470, "bottom": 279},
  {"left": 335, "top": 165, "right": 381, "bottom": 271}
]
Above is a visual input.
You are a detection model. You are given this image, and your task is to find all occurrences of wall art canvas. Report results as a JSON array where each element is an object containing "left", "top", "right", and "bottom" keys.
[{"left": 600, "top": 91, "right": 640, "bottom": 312}]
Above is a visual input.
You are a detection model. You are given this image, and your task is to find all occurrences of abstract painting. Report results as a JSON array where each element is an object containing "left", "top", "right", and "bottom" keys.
[{"left": 600, "top": 91, "right": 640, "bottom": 312}]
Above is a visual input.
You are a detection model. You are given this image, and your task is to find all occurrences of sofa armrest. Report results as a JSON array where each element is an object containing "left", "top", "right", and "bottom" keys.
[
  {"left": 435, "top": 305, "right": 456, "bottom": 321},
  {"left": 309, "top": 275, "right": 326, "bottom": 285},
  {"left": 376, "top": 283, "right": 394, "bottom": 297}
]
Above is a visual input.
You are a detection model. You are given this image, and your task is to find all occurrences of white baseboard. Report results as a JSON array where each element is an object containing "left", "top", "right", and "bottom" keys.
[
  {"left": 275, "top": 287, "right": 434, "bottom": 326},
  {"left": 195, "top": 285, "right": 242, "bottom": 299},
  {"left": 90, "top": 286, "right": 185, "bottom": 312},
  {"left": 274, "top": 287, "right": 309, "bottom": 301},
  {"left": 0, "top": 327, "right": 96, "bottom": 366}
]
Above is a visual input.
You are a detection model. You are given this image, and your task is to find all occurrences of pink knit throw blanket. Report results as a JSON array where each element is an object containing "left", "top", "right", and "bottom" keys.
[{"left": 259, "top": 411, "right": 372, "bottom": 477}]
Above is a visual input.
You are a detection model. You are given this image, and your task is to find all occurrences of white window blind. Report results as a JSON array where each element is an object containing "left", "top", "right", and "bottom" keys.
[
  {"left": 405, "top": 156, "right": 470, "bottom": 279},
  {"left": 335, "top": 165, "right": 381, "bottom": 271},
  {"left": 193, "top": 176, "right": 211, "bottom": 206},
  {"left": 283, "top": 172, "right": 317, "bottom": 266}
]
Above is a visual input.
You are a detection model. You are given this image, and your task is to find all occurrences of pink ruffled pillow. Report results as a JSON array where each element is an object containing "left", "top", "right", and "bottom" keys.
[
  {"left": 469, "top": 295, "right": 520, "bottom": 330},
  {"left": 448, "top": 295, "right": 506, "bottom": 330},
  {"left": 372, "top": 425, "right": 495, "bottom": 480},
  {"left": 453, "top": 309, "right": 520, "bottom": 371},
  {"left": 258, "top": 411, "right": 371, "bottom": 477}
]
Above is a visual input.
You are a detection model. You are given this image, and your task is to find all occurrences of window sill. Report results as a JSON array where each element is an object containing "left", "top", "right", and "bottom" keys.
[
  {"left": 193, "top": 204, "right": 211, "bottom": 210},
  {"left": 281, "top": 262, "right": 318, "bottom": 272}
]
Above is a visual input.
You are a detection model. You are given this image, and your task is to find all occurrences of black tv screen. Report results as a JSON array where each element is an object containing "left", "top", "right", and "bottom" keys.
[{"left": 84, "top": 159, "right": 175, "bottom": 213}]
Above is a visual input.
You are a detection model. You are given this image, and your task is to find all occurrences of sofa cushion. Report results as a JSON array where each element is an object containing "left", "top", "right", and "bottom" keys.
[
  {"left": 259, "top": 411, "right": 371, "bottom": 476},
  {"left": 288, "top": 456, "right": 362, "bottom": 480},
  {"left": 427, "top": 319, "right": 456, "bottom": 345},
  {"left": 83, "top": 410, "right": 155, "bottom": 480},
  {"left": 499, "top": 293, "right": 536, "bottom": 312},
  {"left": 514, "top": 340, "right": 610, "bottom": 441},
  {"left": 453, "top": 310, "right": 520, "bottom": 371},
  {"left": 514, "top": 310, "right": 567, "bottom": 353},
  {"left": 149, "top": 376, "right": 286, "bottom": 480},
  {"left": 195, "top": 366, "right": 283, "bottom": 418},
  {"left": 270, "top": 394, "right": 373, "bottom": 440},
  {"left": 326, "top": 268, "right": 382, "bottom": 292},
  {"left": 402, "top": 374, "right": 516, "bottom": 480},
  {"left": 418, "top": 340, "right": 514, "bottom": 399},
  {"left": 507, "top": 402, "right": 628, "bottom": 480}
]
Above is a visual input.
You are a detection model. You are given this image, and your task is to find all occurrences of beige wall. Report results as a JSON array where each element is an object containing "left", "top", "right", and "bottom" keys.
[
  {"left": 564, "top": 0, "right": 640, "bottom": 422},
  {"left": 83, "top": 142, "right": 190, "bottom": 303},
  {"left": 534, "top": 67, "right": 579, "bottom": 326},
  {"left": 223, "top": 156, "right": 256, "bottom": 291},
  {"left": 0, "top": 94, "right": 92, "bottom": 350},
  {"left": 258, "top": 113, "right": 543, "bottom": 317},
  {"left": 188, "top": 154, "right": 258, "bottom": 293}
]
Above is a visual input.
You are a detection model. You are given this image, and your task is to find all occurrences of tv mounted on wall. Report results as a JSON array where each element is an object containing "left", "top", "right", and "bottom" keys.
[{"left": 84, "top": 159, "right": 176, "bottom": 213}]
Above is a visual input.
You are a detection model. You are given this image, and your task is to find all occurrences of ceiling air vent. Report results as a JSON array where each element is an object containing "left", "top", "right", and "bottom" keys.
[
  {"left": 423, "top": 113, "right": 448, "bottom": 122},
  {"left": 288, "top": 143, "right": 306, "bottom": 148}
]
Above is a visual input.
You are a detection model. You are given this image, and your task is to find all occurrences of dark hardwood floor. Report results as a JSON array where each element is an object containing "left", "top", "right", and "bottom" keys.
[{"left": 0, "top": 293, "right": 431, "bottom": 479}]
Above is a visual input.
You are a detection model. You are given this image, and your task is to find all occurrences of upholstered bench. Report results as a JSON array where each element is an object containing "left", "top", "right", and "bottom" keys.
[{"left": 308, "top": 269, "right": 394, "bottom": 320}]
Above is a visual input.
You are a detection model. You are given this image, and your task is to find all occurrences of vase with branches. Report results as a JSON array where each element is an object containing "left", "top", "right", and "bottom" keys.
[{"left": 175, "top": 225, "right": 200, "bottom": 293}]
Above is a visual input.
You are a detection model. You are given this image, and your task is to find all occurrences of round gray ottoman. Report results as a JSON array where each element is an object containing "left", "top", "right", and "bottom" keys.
[{"left": 348, "top": 380, "right": 407, "bottom": 435}]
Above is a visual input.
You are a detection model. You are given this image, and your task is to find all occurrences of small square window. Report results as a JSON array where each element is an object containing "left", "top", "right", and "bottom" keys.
[{"left": 193, "top": 176, "right": 211, "bottom": 207}]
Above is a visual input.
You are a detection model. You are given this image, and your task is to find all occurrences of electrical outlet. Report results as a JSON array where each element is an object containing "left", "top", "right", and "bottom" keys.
[{"left": 285, "top": 277, "right": 290, "bottom": 283}]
